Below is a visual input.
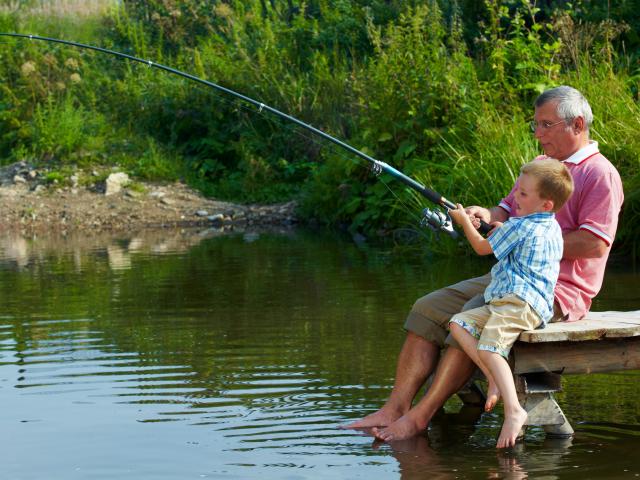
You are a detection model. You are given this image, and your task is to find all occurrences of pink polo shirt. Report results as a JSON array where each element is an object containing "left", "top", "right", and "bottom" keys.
[{"left": 499, "top": 141, "right": 624, "bottom": 321}]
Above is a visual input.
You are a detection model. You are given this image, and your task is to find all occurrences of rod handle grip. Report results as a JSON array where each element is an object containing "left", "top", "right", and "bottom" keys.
[{"left": 478, "top": 220, "right": 493, "bottom": 235}]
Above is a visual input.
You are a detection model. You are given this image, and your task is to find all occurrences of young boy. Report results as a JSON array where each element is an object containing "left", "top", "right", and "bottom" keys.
[{"left": 447, "top": 158, "right": 574, "bottom": 449}]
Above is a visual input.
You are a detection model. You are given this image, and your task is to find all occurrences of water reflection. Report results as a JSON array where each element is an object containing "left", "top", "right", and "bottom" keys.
[
  {"left": 0, "top": 228, "right": 638, "bottom": 479},
  {"left": 365, "top": 420, "right": 578, "bottom": 480},
  {"left": 0, "top": 227, "right": 297, "bottom": 272},
  {"left": 0, "top": 234, "right": 29, "bottom": 268}
]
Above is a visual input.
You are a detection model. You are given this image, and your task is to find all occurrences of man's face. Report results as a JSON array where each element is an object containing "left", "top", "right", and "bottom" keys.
[{"left": 533, "top": 101, "right": 578, "bottom": 160}]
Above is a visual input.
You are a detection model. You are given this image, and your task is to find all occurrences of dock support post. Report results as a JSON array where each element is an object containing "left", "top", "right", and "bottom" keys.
[{"left": 516, "top": 372, "right": 574, "bottom": 438}]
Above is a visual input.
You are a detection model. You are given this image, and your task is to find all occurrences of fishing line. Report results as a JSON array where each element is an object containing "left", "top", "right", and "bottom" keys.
[{"left": 0, "top": 32, "right": 493, "bottom": 237}]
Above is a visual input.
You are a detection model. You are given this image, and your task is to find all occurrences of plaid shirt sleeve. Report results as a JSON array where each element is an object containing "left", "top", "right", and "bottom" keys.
[{"left": 488, "top": 218, "right": 524, "bottom": 261}]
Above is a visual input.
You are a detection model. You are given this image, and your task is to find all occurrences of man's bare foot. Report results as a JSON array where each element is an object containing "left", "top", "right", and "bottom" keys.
[
  {"left": 341, "top": 405, "right": 404, "bottom": 430},
  {"left": 485, "top": 381, "right": 501, "bottom": 412},
  {"left": 496, "top": 407, "right": 528, "bottom": 448},
  {"left": 371, "top": 411, "right": 427, "bottom": 442}
]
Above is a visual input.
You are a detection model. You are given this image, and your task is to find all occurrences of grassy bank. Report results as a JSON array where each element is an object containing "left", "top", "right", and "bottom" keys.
[{"left": 0, "top": 1, "right": 638, "bottom": 256}]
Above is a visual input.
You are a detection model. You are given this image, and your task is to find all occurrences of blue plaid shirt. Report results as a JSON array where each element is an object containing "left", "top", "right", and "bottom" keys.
[{"left": 485, "top": 212, "right": 563, "bottom": 324}]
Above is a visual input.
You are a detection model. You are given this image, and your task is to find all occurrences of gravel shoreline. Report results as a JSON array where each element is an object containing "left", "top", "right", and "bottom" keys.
[{"left": 0, "top": 162, "right": 298, "bottom": 235}]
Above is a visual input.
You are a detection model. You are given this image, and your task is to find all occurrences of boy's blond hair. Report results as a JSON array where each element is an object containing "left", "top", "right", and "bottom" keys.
[{"left": 520, "top": 159, "right": 574, "bottom": 212}]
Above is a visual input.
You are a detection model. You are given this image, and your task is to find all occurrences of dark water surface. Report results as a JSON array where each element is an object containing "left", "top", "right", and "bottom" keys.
[{"left": 0, "top": 228, "right": 638, "bottom": 479}]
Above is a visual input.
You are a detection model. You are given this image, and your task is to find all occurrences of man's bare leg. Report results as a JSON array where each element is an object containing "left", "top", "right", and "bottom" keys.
[
  {"left": 342, "top": 332, "right": 440, "bottom": 429},
  {"left": 372, "top": 346, "right": 476, "bottom": 441}
]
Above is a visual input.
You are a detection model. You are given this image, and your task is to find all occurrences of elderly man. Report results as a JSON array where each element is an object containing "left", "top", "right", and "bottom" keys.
[{"left": 344, "top": 85, "right": 624, "bottom": 442}]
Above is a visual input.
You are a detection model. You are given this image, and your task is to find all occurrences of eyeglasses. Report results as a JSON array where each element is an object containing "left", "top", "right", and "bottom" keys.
[{"left": 529, "top": 120, "right": 565, "bottom": 132}]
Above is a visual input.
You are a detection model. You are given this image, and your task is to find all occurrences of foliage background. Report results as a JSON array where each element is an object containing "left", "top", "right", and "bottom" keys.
[{"left": 0, "top": 0, "right": 638, "bottom": 256}]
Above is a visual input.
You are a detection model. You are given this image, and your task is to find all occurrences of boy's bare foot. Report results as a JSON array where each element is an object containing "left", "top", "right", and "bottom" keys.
[
  {"left": 485, "top": 381, "right": 501, "bottom": 412},
  {"left": 371, "top": 411, "right": 427, "bottom": 442},
  {"left": 341, "top": 405, "right": 404, "bottom": 430},
  {"left": 496, "top": 407, "right": 528, "bottom": 448}
]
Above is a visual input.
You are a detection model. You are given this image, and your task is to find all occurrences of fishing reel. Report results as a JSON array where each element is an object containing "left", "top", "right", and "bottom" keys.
[{"left": 421, "top": 207, "right": 458, "bottom": 239}]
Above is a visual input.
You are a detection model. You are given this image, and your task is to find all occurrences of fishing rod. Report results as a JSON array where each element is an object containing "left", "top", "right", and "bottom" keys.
[{"left": 0, "top": 33, "right": 492, "bottom": 238}]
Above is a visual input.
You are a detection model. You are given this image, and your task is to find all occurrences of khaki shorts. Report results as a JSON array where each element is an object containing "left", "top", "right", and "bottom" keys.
[
  {"left": 450, "top": 295, "right": 542, "bottom": 358},
  {"left": 404, "top": 273, "right": 565, "bottom": 349},
  {"left": 404, "top": 273, "right": 492, "bottom": 349}
]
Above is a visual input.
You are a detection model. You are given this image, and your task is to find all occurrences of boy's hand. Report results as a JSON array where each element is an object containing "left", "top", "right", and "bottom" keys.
[
  {"left": 448, "top": 203, "right": 470, "bottom": 226},
  {"left": 449, "top": 204, "right": 494, "bottom": 255}
]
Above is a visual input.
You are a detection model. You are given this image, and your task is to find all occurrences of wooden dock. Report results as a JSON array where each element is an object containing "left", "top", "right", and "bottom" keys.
[
  {"left": 512, "top": 311, "right": 640, "bottom": 436},
  {"left": 455, "top": 311, "right": 640, "bottom": 437}
]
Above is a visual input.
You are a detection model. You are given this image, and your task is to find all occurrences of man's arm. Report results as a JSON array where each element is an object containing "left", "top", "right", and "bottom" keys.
[
  {"left": 488, "top": 206, "right": 509, "bottom": 224},
  {"left": 563, "top": 230, "right": 609, "bottom": 259}
]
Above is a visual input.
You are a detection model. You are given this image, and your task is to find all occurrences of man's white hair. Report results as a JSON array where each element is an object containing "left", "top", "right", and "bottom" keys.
[{"left": 535, "top": 86, "right": 593, "bottom": 130}]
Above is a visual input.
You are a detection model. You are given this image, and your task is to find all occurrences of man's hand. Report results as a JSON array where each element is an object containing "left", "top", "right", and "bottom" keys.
[{"left": 465, "top": 206, "right": 491, "bottom": 229}]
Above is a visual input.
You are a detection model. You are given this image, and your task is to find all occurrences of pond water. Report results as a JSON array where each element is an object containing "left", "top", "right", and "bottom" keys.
[{"left": 0, "top": 227, "right": 639, "bottom": 479}]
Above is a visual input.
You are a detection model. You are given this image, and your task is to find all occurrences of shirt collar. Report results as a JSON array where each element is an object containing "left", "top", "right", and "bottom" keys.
[
  {"left": 522, "top": 211, "right": 555, "bottom": 220},
  {"left": 561, "top": 140, "right": 599, "bottom": 165}
]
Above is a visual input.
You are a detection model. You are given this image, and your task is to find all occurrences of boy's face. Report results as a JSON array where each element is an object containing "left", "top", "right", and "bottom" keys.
[{"left": 514, "top": 173, "right": 554, "bottom": 217}]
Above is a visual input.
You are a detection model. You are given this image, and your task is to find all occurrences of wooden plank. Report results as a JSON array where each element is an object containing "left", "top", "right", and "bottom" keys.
[
  {"left": 512, "top": 336, "right": 640, "bottom": 374},
  {"left": 518, "top": 311, "right": 640, "bottom": 343}
]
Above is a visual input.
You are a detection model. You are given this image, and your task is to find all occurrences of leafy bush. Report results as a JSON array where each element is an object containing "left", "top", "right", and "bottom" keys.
[{"left": 30, "top": 95, "right": 107, "bottom": 163}]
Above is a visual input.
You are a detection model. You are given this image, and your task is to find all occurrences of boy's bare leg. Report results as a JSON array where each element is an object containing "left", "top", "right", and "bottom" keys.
[
  {"left": 449, "top": 323, "right": 501, "bottom": 412},
  {"left": 372, "top": 346, "right": 476, "bottom": 441},
  {"left": 478, "top": 350, "right": 527, "bottom": 449},
  {"left": 342, "top": 332, "right": 440, "bottom": 429}
]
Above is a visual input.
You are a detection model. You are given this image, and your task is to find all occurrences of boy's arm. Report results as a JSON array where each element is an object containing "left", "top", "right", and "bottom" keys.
[{"left": 449, "top": 204, "right": 494, "bottom": 256}]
